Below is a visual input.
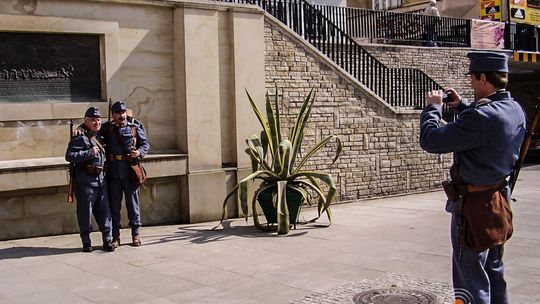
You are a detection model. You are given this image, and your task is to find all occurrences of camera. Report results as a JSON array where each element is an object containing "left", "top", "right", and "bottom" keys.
[{"left": 442, "top": 91, "right": 452, "bottom": 103}]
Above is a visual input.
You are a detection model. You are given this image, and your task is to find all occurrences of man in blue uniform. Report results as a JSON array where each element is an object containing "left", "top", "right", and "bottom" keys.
[
  {"left": 65, "top": 107, "right": 114, "bottom": 252},
  {"left": 103, "top": 101, "right": 150, "bottom": 247},
  {"left": 419, "top": 52, "right": 526, "bottom": 304}
]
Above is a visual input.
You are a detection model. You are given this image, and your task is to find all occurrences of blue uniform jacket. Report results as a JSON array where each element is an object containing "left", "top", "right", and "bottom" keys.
[
  {"left": 65, "top": 130, "right": 107, "bottom": 187},
  {"left": 101, "top": 121, "right": 150, "bottom": 180},
  {"left": 420, "top": 90, "right": 526, "bottom": 185}
]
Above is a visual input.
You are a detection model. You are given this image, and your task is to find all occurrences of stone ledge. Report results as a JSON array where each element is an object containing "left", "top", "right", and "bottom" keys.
[{"left": 0, "top": 154, "right": 188, "bottom": 192}]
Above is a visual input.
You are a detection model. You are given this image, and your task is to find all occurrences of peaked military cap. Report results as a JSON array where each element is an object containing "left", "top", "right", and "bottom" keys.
[
  {"left": 84, "top": 107, "right": 101, "bottom": 118},
  {"left": 467, "top": 51, "right": 509, "bottom": 74},
  {"left": 111, "top": 101, "right": 127, "bottom": 113}
]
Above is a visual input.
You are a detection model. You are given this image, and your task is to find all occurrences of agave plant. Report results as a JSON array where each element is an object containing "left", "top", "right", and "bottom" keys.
[{"left": 218, "top": 88, "right": 342, "bottom": 234}]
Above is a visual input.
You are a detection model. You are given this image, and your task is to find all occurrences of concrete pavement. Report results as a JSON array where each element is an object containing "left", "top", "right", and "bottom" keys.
[{"left": 0, "top": 165, "right": 538, "bottom": 304}]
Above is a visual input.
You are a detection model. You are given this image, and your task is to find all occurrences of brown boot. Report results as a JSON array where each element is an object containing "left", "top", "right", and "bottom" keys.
[
  {"left": 111, "top": 236, "right": 121, "bottom": 248},
  {"left": 131, "top": 235, "right": 142, "bottom": 247}
]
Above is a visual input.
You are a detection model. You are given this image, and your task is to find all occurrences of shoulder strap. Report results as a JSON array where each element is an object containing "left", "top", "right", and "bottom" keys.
[
  {"left": 89, "top": 136, "right": 105, "bottom": 154},
  {"left": 131, "top": 125, "right": 137, "bottom": 147}
]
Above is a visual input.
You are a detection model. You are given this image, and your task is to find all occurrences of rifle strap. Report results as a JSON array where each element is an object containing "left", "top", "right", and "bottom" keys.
[
  {"left": 90, "top": 136, "right": 105, "bottom": 154},
  {"left": 131, "top": 125, "right": 137, "bottom": 147}
]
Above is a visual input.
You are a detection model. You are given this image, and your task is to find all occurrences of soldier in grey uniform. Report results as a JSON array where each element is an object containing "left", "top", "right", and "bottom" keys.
[
  {"left": 419, "top": 52, "right": 526, "bottom": 304},
  {"left": 102, "top": 101, "right": 150, "bottom": 247},
  {"left": 65, "top": 107, "right": 114, "bottom": 252}
]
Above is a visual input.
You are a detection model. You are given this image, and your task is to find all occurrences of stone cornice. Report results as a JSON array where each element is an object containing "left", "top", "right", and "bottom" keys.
[{"left": 84, "top": 0, "right": 265, "bottom": 13}]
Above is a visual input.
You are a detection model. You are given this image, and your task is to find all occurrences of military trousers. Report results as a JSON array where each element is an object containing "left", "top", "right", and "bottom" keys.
[
  {"left": 74, "top": 183, "right": 112, "bottom": 245},
  {"left": 450, "top": 214, "right": 508, "bottom": 304},
  {"left": 109, "top": 178, "right": 141, "bottom": 237}
]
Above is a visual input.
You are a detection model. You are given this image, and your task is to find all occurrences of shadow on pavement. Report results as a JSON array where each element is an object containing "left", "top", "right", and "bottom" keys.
[
  {"left": 144, "top": 220, "right": 312, "bottom": 245},
  {"left": 0, "top": 246, "right": 81, "bottom": 260}
]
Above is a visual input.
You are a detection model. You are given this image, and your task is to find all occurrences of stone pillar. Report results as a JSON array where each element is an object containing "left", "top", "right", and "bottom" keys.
[
  {"left": 174, "top": 5, "right": 265, "bottom": 222},
  {"left": 230, "top": 10, "right": 266, "bottom": 217}
]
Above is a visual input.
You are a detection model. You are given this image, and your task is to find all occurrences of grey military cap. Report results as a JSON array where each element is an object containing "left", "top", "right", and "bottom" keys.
[
  {"left": 111, "top": 101, "right": 127, "bottom": 113},
  {"left": 467, "top": 51, "right": 509, "bottom": 74},
  {"left": 84, "top": 107, "right": 101, "bottom": 118}
]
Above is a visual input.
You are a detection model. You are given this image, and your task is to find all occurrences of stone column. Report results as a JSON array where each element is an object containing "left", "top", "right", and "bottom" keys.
[
  {"left": 174, "top": 5, "right": 265, "bottom": 222},
  {"left": 231, "top": 10, "right": 266, "bottom": 217}
]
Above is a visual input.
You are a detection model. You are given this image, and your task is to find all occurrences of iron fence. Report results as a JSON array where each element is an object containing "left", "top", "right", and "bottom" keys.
[
  {"left": 314, "top": 5, "right": 471, "bottom": 47},
  {"left": 505, "top": 23, "right": 540, "bottom": 52},
  {"left": 217, "top": 0, "right": 444, "bottom": 109}
]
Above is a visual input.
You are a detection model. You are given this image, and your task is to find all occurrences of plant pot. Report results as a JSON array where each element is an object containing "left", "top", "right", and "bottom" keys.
[{"left": 257, "top": 187, "right": 304, "bottom": 228}]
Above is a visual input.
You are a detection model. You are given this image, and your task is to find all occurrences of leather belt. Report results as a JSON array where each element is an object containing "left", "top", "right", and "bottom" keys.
[
  {"left": 465, "top": 181, "right": 504, "bottom": 193},
  {"left": 85, "top": 165, "right": 104, "bottom": 175},
  {"left": 108, "top": 154, "right": 129, "bottom": 161}
]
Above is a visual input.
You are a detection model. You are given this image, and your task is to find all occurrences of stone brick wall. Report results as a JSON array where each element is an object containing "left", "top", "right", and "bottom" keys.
[{"left": 264, "top": 21, "right": 456, "bottom": 202}]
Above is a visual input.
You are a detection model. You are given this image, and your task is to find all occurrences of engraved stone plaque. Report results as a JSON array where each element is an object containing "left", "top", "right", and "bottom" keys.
[{"left": 0, "top": 32, "right": 102, "bottom": 102}]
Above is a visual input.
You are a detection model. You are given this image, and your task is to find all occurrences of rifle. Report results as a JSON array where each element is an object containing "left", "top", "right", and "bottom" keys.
[
  {"left": 108, "top": 98, "right": 112, "bottom": 123},
  {"left": 511, "top": 98, "right": 540, "bottom": 193},
  {"left": 67, "top": 119, "right": 75, "bottom": 203}
]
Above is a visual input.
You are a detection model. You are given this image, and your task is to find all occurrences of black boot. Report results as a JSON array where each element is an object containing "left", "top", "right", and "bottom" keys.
[
  {"left": 102, "top": 240, "right": 115, "bottom": 252},
  {"left": 82, "top": 243, "right": 93, "bottom": 253}
]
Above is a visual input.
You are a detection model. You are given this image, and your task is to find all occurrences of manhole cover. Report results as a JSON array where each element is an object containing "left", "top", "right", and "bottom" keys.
[{"left": 353, "top": 288, "right": 438, "bottom": 304}]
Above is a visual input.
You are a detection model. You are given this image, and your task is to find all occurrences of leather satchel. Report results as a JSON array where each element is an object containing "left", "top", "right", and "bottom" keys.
[
  {"left": 129, "top": 162, "right": 147, "bottom": 186},
  {"left": 461, "top": 187, "right": 513, "bottom": 252}
]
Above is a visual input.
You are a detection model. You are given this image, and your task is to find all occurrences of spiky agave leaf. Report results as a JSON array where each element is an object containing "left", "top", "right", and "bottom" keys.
[
  {"left": 295, "top": 179, "right": 327, "bottom": 209},
  {"left": 301, "top": 172, "right": 337, "bottom": 219},
  {"left": 277, "top": 140, "right": 293, "bottom": 179},
  {"left": 260, "top": 130, "right": 269, "bottom": 162},
  {"left": 246, "top": 90, "right": 274, "bottom": 157},
  {"left": 272, "top": 89, "right": 282, "bottom": 161},
  {"left": 252, "top": 184, "right": 276, "bottom": 231},
  {"left": 265, "top": 91, "right": 283, "bottom": 169},
  {"left": 289, "top": 90, "right": 314, "bottom": 145},
  {"left": 293, "top": 135, "right": 343, "bottom": 175},
  {"left": 289, "top": 89, "right": 316, "bottom": 167},
  {"left": 246, "top": 134, "right": 272, "bottom": 172},
  {"left": 215, "top": 169, "right": 277, "bottom": 228},
  {"left": 276, "top": 180, "right": 290, "bottom": 234},
  {"left": 247, "top": 148, "right": 259, "bottom": 173}
]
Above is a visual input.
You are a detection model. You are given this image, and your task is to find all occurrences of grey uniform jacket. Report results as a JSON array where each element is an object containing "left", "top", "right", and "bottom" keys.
[
  {"left": 65, "top": 131, "right": 107, "bottom": 187},
  {"left": 420, "top": 90, "right": 526, "bottom": 185},
  {"left": 101, "top": 121, "right": 150, "bottom": 180}
]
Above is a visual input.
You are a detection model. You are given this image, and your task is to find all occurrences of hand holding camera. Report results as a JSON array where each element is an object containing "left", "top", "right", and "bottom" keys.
[
  {"left": 426, "top": 88, "right": 461, "bottom": 107},
  {"left": 442, "top": 91, "right": 452, "bottom": 103},
  {"left": 442, "top": 88, "right": 461, "bottom": 107},
  {"left": 426, "top": 90, "right": 444, "bottom": 106}
]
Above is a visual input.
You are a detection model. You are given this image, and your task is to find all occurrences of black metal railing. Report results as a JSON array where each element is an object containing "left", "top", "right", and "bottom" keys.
[
  {"left": 313, "top": 5, "right": 471, "bottom": 47},
  {"left": 218, "top": 0, "right": 444, "bottom": 109},
  {"left": 505, "top": 23, "right": 540, "bottom": 52}
]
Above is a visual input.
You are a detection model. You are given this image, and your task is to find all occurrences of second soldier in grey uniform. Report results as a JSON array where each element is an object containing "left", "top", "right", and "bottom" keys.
[{"left": 102, "top": 101, "right": 150, "bottom": 247}]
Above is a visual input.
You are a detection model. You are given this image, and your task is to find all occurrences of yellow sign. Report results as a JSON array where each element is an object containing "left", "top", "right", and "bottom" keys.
[
  {"left": 514, "top": 51, "right": 539, "bottom": 62},
  {"left": 480, "top": 0, "right": 502, "bottom": 21},
  {"left": 510, "top": 0, "right": 540, "bottom": 25}
]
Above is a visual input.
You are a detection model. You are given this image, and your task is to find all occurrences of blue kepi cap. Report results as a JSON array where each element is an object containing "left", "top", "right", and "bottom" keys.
[
  {"left": 111, "top": 101, "right": 127, "bottom": 113},
  {"left": 84, "top": 107, "right": 101, "bottom": 118},
  {"left": 467, "top": 51, "right": 508, "bottom": 74}
]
